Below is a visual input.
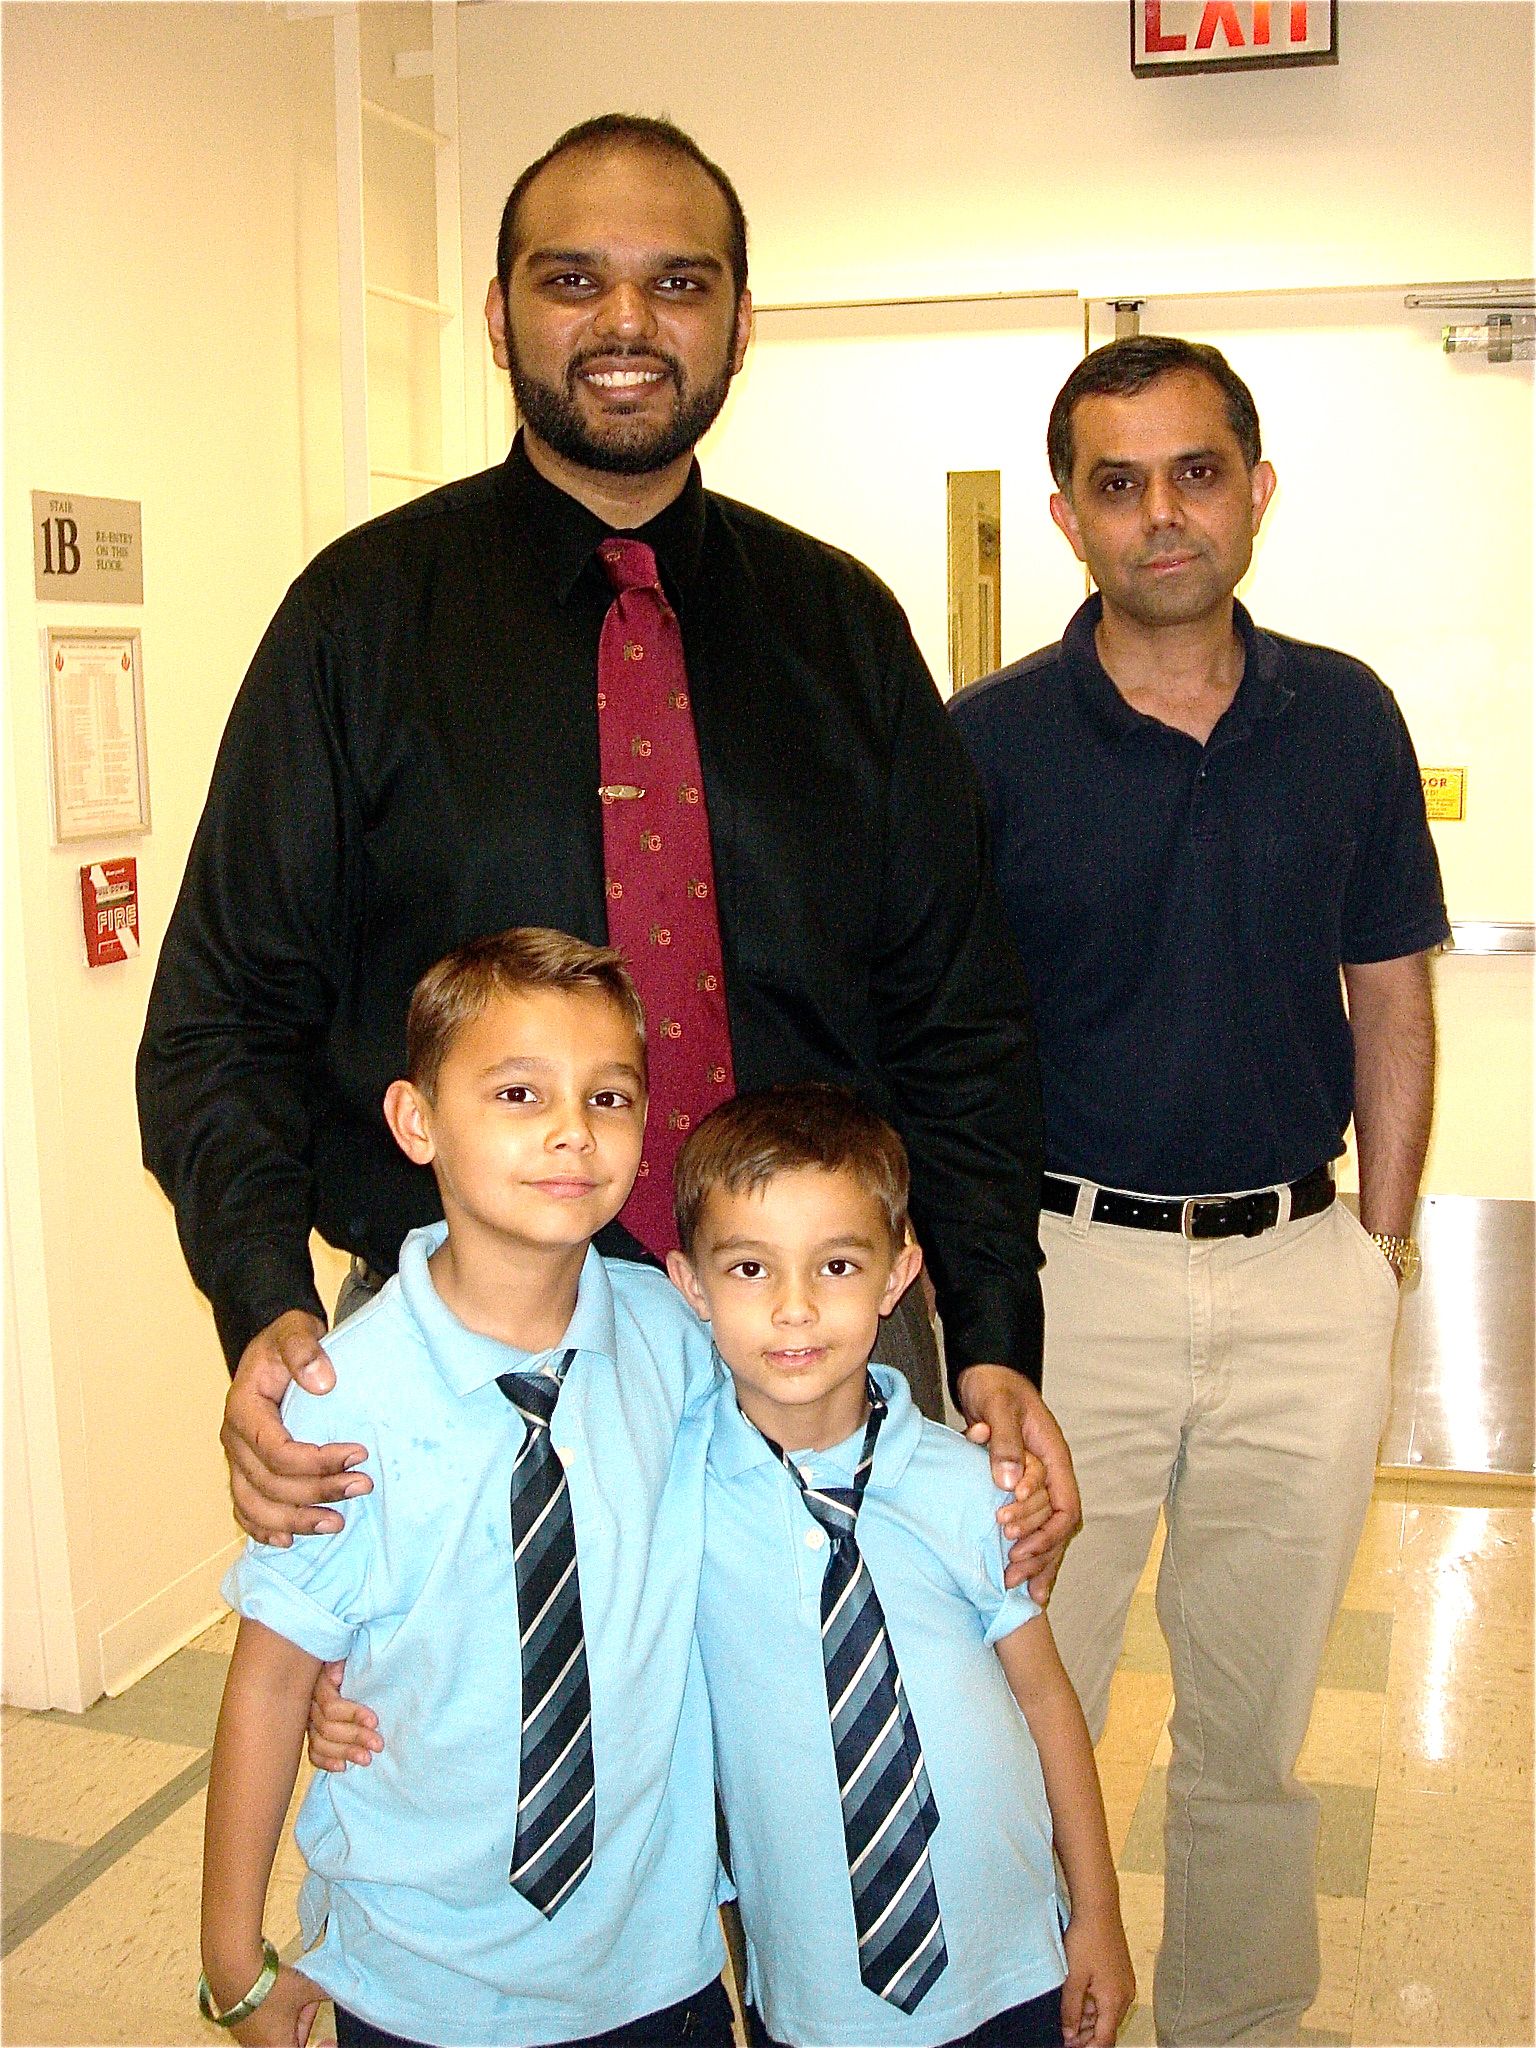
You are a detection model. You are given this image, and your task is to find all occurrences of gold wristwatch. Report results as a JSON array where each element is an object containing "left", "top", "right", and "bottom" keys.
[{"left": 1370, "top": 1233, "right": 1422, "bottom": 1286}]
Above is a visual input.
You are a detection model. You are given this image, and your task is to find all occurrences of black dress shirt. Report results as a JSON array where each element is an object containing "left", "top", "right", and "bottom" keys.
[
  {"left": 950, "top": 596, "right": 1449, "bottom": 1195},
  {"left": 138, "top": 440, "right": 1044, "bottom": 1379}
]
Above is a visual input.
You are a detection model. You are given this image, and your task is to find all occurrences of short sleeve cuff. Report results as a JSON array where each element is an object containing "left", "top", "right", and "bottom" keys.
[
  {"left": 1341, "top": 910, "right": 1451, "bottom": 966},
  {"left": 222, "top": 1555, "right": 359, "bottom": 1664},
  {"left": 983, "top": 1584, "right": 1044, "bottom": 1648},
  {"left": 965, "top": 1469, "right": 1044, "bottom": 1642}
]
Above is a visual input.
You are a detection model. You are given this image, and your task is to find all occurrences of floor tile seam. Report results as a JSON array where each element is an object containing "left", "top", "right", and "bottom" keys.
[
  {"left": 1375, "top": 1468, "right": 1536, "bottom": 1502},
  {"left": 0, "top": 1751, "right": 211, "bottom": 1959},
  {"left": 1367, "top": 1787, "right": 1536, "bottom": 1823}
]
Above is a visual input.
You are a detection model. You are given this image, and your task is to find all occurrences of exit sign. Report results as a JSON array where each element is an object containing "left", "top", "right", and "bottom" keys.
[{"left": 1132, "top": 1, "right": 1338, "bottom": 76}]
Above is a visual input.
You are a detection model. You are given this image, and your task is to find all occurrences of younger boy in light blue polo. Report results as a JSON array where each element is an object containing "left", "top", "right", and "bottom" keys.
[
  {"left": 667, "top": 1086, "right": 1135, "bottom": 2048},
  {"left": 199, "top": 932, "right": 728, "bottom": 2048}
]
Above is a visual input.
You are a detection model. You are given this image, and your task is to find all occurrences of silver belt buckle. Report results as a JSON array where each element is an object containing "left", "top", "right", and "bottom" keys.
[{"left": 1180, "top": 1197, "right": 1200, "bottom": 1240}]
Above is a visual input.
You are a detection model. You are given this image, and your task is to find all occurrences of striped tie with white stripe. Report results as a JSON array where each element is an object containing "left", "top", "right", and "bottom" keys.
[
  {"left": 497, "top": 1351, "right": 594, "bottom": 1917},
  {"left": 761, "top": 1379, "right": 948, "bottom": 2013}
]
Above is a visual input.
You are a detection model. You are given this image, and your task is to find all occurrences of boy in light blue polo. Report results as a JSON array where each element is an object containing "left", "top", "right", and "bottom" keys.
[
  {"left": 667, "top": 1086, "right": 1135, "bottom": 2048},
  {"left": 199, "top": 931, "right": 728, "bottom": 2048}
]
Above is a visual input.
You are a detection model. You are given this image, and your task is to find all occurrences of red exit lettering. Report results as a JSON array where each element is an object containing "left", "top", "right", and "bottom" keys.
[
  {"left": 1195, "top": 2, "right": 1245, "bottom": 48},
  {"left": 1142, "top": 1, "right": 1311, "bottom": 55},
  {"left": 1143, "top": 1, "right": 1186, "bottom": 51}
]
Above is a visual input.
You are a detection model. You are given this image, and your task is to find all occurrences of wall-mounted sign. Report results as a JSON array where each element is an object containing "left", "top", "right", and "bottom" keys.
[
  {"left": 1420, "top": 767, "right": 1466, "bottom": 823},
  {"left": 80, "top": 859, "right": 141, "bottom": 967},
  {"left": 1132, "top": 1, "right": 1338, "bottom": 77},
  {"left": 32, "top": 491, "right": 143, "bottom": 603},
  {"left": 44, "top": 629, "right": 151, "bottom": 842}
]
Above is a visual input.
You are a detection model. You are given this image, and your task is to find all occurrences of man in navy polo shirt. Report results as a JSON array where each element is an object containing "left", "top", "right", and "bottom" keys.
[{"left": 950, "top": 336, "right": 1448, "bottom": 2046}]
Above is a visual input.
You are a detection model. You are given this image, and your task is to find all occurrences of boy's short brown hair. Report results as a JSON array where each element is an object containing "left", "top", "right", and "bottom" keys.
[
  {"left": 673, "top": 1083, "right": 909, "bottom": 1254},
  {"left": 406, "top": 928, "right": 647, "bottom": 1100}
]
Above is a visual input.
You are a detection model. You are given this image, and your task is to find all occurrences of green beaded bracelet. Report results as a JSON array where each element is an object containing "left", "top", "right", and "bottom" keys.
[{"left": 197, "top": 1939, "right": 281, "bottom": 2028}]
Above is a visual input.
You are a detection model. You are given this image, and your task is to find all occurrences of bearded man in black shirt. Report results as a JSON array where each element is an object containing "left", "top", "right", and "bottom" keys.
[{"left": 137, "top": 115, "right": 1076, "bottom": 1590}]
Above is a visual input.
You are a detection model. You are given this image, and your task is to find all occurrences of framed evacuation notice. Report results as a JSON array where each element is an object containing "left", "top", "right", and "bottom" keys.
[
  {"left": 1132, "top": 2, "right": 1338, "bottom": 77},
  {"left": 44, "top": 628, "right": 151, "bottom": 842}
]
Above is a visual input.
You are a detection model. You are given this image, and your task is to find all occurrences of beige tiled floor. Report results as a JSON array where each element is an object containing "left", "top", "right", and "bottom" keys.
[
  {"left": 1, "top": 1721, "right": 205, "bottom": 1848},
  {"left": 2, "top": 1489, "right": 1531, "bottom": 2046},
  {"left": 1102, "top": 1493, "right": 1535, "bottom": 2046}
]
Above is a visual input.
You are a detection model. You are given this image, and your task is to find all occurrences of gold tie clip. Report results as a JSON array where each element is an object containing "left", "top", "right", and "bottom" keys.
[{"left": 599, "top": 784, "right": 645, "bottom": 803}]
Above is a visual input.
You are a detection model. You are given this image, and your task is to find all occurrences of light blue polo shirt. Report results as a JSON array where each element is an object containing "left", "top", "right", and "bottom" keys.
[
  {"left": 224, "top": 1224, "right": 723, "bottom": 2046},
  {"left": 698, "top": 1364, "right": 1067, "bottom": 2047}
]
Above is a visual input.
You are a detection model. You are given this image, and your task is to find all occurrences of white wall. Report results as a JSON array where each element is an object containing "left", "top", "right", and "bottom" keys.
[
  {"left": 3, "top": 2, "right": 344, "bottom": 1703},
  {"left": 358, "top": 0, "right": 450, "bottom": 514},
  {"left": 458, "top": 1, "right": 1533, "bottom": 311},
  {"left": 704, "top": 296, "right": 1090, "bottom": 684}
]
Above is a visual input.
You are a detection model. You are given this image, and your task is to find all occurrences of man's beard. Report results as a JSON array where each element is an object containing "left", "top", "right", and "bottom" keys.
[{"left": 507, "top": 339, "right": 736, "bottom": 476}]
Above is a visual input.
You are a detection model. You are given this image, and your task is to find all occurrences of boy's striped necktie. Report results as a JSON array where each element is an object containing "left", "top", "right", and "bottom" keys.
[
  {"left": 758, "top": 1379, "right": 949, "bottom": 2013},
  {"left": 497, "top": 1350, "right": 595, "bottom": 1917}
]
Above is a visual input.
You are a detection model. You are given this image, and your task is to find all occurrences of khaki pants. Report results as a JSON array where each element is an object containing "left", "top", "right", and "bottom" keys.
[{"left": 1040, "top": 1196, "right": 1399, "bottom": 2044}]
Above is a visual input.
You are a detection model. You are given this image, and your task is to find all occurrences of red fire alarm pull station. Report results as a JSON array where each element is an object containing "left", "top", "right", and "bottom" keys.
[{"left": 80, "top": 858, "right": 140, "bottom": 966}]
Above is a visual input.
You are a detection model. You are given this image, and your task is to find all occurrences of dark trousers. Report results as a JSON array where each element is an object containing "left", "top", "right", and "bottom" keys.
[
  {"left": 881, "top": 1277, "right": 945, "bottom": 1423},
  {"left": 745, "top": 1983, "right": 1064, "bottom": 2048},
  {"left": 334, "top": 1978, "right": 733, "bottom": 2048}
]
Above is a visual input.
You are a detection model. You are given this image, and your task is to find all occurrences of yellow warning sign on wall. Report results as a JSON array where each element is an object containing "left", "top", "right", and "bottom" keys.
[{"left": 1420, "top": 767, "right": 1466, "bottom": 822}]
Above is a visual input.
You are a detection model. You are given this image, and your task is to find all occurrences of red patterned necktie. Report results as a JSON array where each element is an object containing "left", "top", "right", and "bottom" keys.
[{"left": 596, "top": 537, "right": 735, "bottom": 1255}]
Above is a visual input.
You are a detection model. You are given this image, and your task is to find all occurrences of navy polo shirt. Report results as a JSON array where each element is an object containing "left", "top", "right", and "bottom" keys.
[{"left": 950, "top": 597, "right": 1449, "bottom": 1196}]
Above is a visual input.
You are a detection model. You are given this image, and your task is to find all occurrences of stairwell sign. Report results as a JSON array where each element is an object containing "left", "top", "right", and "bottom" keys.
[
  {"left": 33, "top": 492, "right": 143, "bottom": 603},
  {"left": 1132, "top": 2, "right": 1337, "bottom": 76}
]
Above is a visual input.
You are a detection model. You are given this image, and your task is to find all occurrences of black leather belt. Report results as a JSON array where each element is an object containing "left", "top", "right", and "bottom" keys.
[{"left": 1041, "top": 1164, "right": 1335, "bottom": 1240}]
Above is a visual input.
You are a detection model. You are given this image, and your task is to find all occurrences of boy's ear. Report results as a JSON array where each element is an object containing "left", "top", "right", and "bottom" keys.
[
  {"left": 665, "top": 1248, "right": 710, "bottom": 1321},
  {"left": 878, "top": 1235, "right": 924, "bottom": 1317},
  {"left": 383, "top": 1079, "right": 436, "bottom": 1166}
]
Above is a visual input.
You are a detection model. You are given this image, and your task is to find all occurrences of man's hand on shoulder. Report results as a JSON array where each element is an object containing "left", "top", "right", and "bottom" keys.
[
  {"left": 956, "top": 1364, "right": 1082, "bottom": 1602},
  {"left": 222, "top": 1311, "right": 371, "bottom": 1547}
]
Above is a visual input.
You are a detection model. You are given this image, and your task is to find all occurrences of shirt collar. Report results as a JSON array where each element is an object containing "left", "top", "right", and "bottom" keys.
[
  {"left": 498, "top": 431, "right": 708, "bottom": 608},
  {"left": 396, "top": 1223, "right": 620, "bottom": 1397},
  {"left": 706, "top": 1361, "right": 922, "bottom": 1491},
  {"left": 1063, "top": 592, "right": 1293, "bottom": 744}
]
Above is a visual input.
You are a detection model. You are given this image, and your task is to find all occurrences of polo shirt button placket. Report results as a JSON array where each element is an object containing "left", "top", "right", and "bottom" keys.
[{"left": 798, "top": 1527, "right": 826, "bottom": 1625}]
